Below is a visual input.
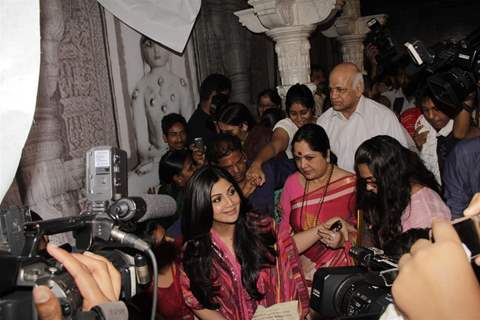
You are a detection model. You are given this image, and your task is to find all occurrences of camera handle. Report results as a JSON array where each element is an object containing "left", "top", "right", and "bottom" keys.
[{"left": 23, "top": 214, "right": 94, "bottom": 257}]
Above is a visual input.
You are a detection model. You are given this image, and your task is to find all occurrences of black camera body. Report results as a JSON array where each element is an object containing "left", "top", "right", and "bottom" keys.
[
  {"left": 0, "top": 248, "right": 138, "bottom": 319},
  {"left": 365, "top": 18, "right": 397, "bottom": 69},
  {"left": 311, "top": 266, "right": 393, "bottom": 319},
  {"left": 310, "top": 247, "right": 396, "bottom": 319},
  {"left": 405, "top": 27, "right": 480, "bottom": 117},
  {"left": 0, "top": 147, "right": 152, "bottom": 319}
]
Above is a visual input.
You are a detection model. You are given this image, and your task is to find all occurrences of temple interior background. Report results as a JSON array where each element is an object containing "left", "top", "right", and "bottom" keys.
[{"left": 2, "top": 0, "right": 479, "bottom": 244}]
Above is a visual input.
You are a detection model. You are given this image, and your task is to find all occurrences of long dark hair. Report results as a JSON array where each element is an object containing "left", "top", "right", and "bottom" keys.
[
  {"left": 261, "top": 108, "right": 286, "bottom": 129},
  {"left": 181, "top": 166, "right": 276, "bottom": 309},
  {"left": 291, "top": 123, "right": 338, "bottom": 165},
  {"left": 158, "top": 150, "right": 191, "bottom": 185},
  {"left": 285, "top": 84, "right": 315, "bottom": 115},
  {"left": 354, "top": 135, "right": 440, "bottom": 247}
]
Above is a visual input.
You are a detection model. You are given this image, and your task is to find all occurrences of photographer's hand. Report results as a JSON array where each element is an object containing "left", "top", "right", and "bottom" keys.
[
  {"left": 35, "top": 243, "right": 121, "bottom": 318},
  {"left": 33, "top": 285, "right": 62, "bottom": 320},
  {"left": 392, "top": 219, "right": 480, "bottom": 320},
  {"left": 463, "top": 192, "right": 480, "bottom": 218},
  {"left": 463, "top": 192, "right": 480, "bottom": 266}
]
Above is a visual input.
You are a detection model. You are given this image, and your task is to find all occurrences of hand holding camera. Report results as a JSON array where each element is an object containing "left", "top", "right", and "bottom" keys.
[
  {"left": 392, "top": 219, "right": 480, "bottom": 320},
  {"left": 34, "top": 244, "right": 122, "bottom": 320}
]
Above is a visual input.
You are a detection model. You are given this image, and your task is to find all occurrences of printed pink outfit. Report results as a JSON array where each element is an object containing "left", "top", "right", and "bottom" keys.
[{"left": 280, "top": 172, "right": 357, "bottom": 283}]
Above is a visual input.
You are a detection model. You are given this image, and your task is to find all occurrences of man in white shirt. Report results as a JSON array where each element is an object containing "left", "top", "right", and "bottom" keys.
[{"left": 317, "top": 63, "right": 415, "bottom": 172}]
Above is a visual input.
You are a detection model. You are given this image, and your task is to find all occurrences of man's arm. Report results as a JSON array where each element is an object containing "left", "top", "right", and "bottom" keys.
[
  {"left": 443, "top": 142, "right": 472, "bottom": 219},
  {"left": 247, "top": 127, "right": 290, "bottom": 185},
  {"left": 248, "top": 161, "right": 277, "bottom": 214}
]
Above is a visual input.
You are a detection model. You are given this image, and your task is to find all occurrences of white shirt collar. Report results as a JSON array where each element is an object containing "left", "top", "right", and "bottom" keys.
[{"left": 331, "top": 95, "right": 366, "bottom": 120}]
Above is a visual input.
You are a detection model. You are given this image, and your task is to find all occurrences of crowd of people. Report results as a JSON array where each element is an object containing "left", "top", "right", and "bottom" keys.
[{"left": 35, "top": 49, "right": 480, "bottom": 319}]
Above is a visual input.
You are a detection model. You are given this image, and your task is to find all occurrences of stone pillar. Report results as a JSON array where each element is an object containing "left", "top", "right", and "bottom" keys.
[
  {"left": 322, "top": 0, "right": 387, "bottom": 70},
  {"left": 17, "top": 0, "right": 117, "bottom": 244},
  {"left": 337, "top": 34, "right": 366, "bottom": 69},
  {"left": 266, "top": 25, "right": 317, "bottom": 98},
  {"left": 235, "top": 0, "right": 343, "bottom": 99}
]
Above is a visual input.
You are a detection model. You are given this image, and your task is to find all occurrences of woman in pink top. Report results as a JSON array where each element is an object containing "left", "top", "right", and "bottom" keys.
[
  {"left": 355, "top": 135, "right": 450, "bottom": 248},
  {"left": 280, "top": 124, "right": 357, "bottom": 284},
  {"left": 179, "top": 166, "right": 309, "bottom": 319}
]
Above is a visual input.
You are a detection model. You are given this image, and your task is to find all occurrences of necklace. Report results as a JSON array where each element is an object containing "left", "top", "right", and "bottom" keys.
[{"left": 298, "top": 164, "right": 334, "bottom": 227}]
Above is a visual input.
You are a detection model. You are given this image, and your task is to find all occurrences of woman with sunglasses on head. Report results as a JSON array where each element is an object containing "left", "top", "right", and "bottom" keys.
[
  {"left": 280, "top": 124, "right": 357, "bottom": 284},
  {"left": 354, "top": 135, "right": 451, "bottom": 248},
  {"left": 179, "top": 166, "right": 309, "bottom": 319}
]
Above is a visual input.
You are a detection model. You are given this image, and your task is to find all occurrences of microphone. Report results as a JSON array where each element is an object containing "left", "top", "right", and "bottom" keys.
[{"left": 108, "top": 194, "right": 176, "bottom": 223}]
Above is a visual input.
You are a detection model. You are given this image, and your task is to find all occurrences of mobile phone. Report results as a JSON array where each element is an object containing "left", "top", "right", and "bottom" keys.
[
  {"left": 329, "top": 220, "right": 343, "bottom": 232},
  {"left": 193, "top": 137, "right": 205, "bottom": 151},
  {"left": 451, "top": 215, "right": 480, "bottom": 258}
]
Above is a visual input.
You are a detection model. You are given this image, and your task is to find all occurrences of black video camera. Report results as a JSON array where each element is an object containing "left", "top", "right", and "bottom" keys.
[
  {"left": 0, "top": 147, "right": 153, "bottom": 319},
  {"left": 405, "top": 26, "right": 480, "bottom": 117},
  {"left": 310, "top": 247, "right": 397, "bottom": 319},
  {"left": 365, "top": 18, "right": 397, "bottom": 69}
]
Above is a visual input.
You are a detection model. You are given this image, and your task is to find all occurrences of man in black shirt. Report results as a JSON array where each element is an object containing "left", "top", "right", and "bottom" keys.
[{"left": 187, "top": 73, "right": 231, "bottom": 143}]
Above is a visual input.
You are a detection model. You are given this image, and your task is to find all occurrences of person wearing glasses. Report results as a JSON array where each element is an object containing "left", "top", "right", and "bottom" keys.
[
  {"left": 317, "top": 63, "right": 415, "bottom": 172},
  {"left": 354, "top": 135, "right": 450, "bottom": 248}
]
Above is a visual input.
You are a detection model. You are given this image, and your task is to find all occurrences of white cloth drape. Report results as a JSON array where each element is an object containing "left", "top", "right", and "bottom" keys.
[
  {"left": 0, "top": 1, "right": 40, "bottom": 202},
  {"left": 97, "top": 0, "right": 201, "bottom": 53}
]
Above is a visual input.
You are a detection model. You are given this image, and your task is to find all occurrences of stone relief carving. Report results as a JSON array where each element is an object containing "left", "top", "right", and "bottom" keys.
[
  {"left": 17, "top": 0, "right": 117, "bottom": 244},
  {"left": 59, "top": 0, "right": 116, "bottom": 159}
]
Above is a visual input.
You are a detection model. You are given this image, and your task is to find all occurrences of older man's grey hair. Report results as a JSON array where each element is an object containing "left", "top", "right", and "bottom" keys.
[{"left": 352, "top": 72, "right": 364, "bottom": 89}]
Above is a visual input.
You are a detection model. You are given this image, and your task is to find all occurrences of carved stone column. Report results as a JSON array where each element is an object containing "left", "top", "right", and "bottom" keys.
[
  {"left": 17, "top": 0, "right": 75, "bottom": 244},
  {"left": 337, "top": 34, "right": 366, "bottom": 69},
  {"left": 235, "top": 0, "right": 343, "bottom": 99},
  {"left": 322, "top": 0, "right": 387, "bottom": 70},
  {"left": 266, "top": 25, "right": 317, "bottom": 98},
  {"left": 17, "top": 0, "right": 117, "bottom": 244}
]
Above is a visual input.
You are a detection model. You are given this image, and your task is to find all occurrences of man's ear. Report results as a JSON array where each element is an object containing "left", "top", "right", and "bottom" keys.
[
  {"left": 354, "top": 81, "right": 364, "bottom": 98},
  {"left": 208, "top": 90, "right": 218, "bottom": 103}
]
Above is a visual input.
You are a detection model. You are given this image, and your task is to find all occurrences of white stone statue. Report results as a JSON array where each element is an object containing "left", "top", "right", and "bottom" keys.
[{"left": 131, "top": 36, "right": 192, "bottom": 166}]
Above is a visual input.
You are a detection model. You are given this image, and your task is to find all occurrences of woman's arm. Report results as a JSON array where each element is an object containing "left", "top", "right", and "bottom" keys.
[
  {"left": 292, "top": 226, "right": 324, "bottom": 253},
  {"left": 247, "top": 127, "right": 290, "bottom": 185}
]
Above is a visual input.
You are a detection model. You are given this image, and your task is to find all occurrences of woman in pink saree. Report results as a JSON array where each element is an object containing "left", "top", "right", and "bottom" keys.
[
  {"left": 180, "top": 166, "right": 309, "bottom": 319},
  {"left": 280, "top": 124, "right": 357, "bottom": 284}
]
